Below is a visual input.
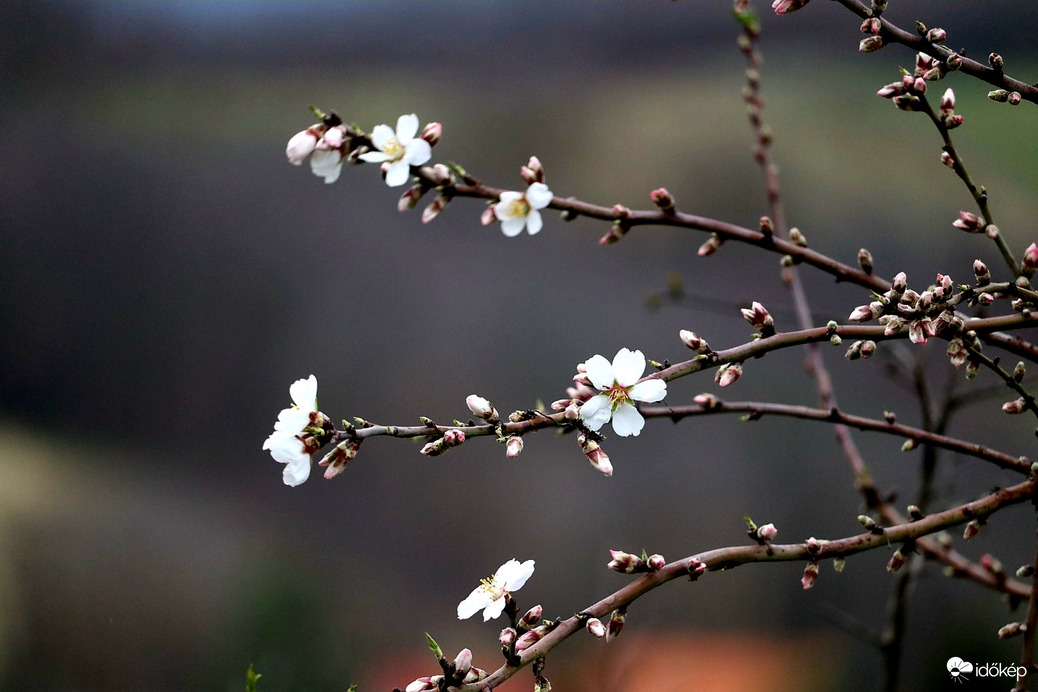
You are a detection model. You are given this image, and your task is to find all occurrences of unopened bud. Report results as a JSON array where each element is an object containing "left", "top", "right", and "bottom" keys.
[
  {"left": 801, "top": 562, "right": 819, "bottom": 590},
  {"left": 680, "top": 330, "right": 711, "bottom": 353},
  {"left": 953, "top": 211, "right": 984, "bottom": 234},
  {"left": 973, "top": 259, "right": 990, "bottom": 284},
  {"left": 1016, "top": 565, "right": 1035, "bottom": 579},
  {"left": 608, "top": 549, "right": 645, "bottom": 574},
  {"left": 420, "top": 122, "right": 442, "bottom": 147},
  {"left": 286, "top": 127, "right": 321, "bottom": 165},
  {"left": 466, "top": 394, "right": 499, "bottom": 423},
  {"left": 452, "top": 648, "right": 472, "bottom": 677},
  {"left": 499, "top": 627, "right": 517, "bottom": 648},
  {"left": 1002, "top": 397, "right": 1028, "bottom": 415},
  {"left": 318, "top": 438, "right": 361, "bottom": 480},
  {"left": 515, "top": 625, "right": 548, "bottom": 652},
  {"left": 858, "top": 248, "right": 873, "bottom": 274},
  {"left": 940, "top": 151, "right": 955, "bottom": 167},
  {"left": 647, "top": 554, "right": 666, "bottom": 571},
  {"left": 989, "top": 53, "right": 1004, "bottom": 70},
  {"left": 902, "top": 438, "right": 918, "bottom": 452},
  {"left": 859, "top": 36, "right": 884, "bottom": 53},
  {"left": 981, "top": 553, "right": 1004, "bottom": 576},
  {"left": 421, "top": 194, "right": 450, "bottom": 223},
  {"left": 398, "top": 184, "right": 426, "bottom": 212},
  {"left": 927, "top": 27, "right": 947, "bottom": 43},
  {"left": 860, "top": 17, "right": 880, "bottom": 35},
  {"left": 578, "top": 433, "right": 612, "bottom": 477},
  {"left": 1009, "top": 91, "right": 1022, "bottom": 106},
  {"left": 1023, "top": 243, "right": 1038, "bottom": 272},
  {"left": 405, "top": 677, "right": 437, "bottom": 692},
  {"left": 908, "top": 505, "right": 924, "bottom": 520},
  {"left": 606, "top": 608, "right": 626, "bottom": 641},
  {"left": 886, "top": 549, "right": 906, "bottom": 572},
  {"left": 988, "top": 89, "right": 1010, "bottom": 103},
  {"left": 519, "top": 605, "right": 543, "bottom": 630},
  {"left": 599, "top": 221, "right": 628, "bottom": 246},
  {"left": 757, "top": 523, "right": 778, "bottom": 541},
  {"left": 833, "top": 557, "right": 846, "bottom": 573},
  {"left": 698, "top": 234, "right": 723, "bottom": 256},
  {"left": 1013, "top": 362, "right": 1026, "bottom": 383},
  {"left": 520, "top": 156, "right": 544, "bottom": 184},
  {"left": 693, "top": 393, "right": 720, "bottom": 409},
  {"left": 859, "top": 514, "right": 879, "bottom": 531},
  {"left": 986, "top": 224, "right": 1000, "bottom": 239},
  {"left": 940, "top": 87, "right": 955, "bottom": 114},
  {"left": 480, "top": 205, "right": 496, "bottom": 226},
  {"left": 715, "top": 362, "right": 743, "bottom": 387},
  {"left": 965, "top": 360, "right": 979, "bottom": 379},
  {"left": 998, "top": 622, "right": 1026, "bottom": 639},
  {"left": 963, "top": 519, "right": 981, "bottom": 541},
  {"left": 741, "top": 301, "right": 775, "bottom": 336},
  {"left": 586, "top": 618, "right": 606, "bottom": 638},
  {"left": 505, "top": 436, "right": 524, "bottom": 458},
  {"left": 650, "top": 187, "right": 676, "bottom": 214}
]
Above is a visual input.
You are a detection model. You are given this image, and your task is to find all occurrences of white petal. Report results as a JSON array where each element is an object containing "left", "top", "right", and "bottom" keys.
[
  {"left": 481, "top": 596, "right": 507, "bottom": 621},
  {"left": 579, "top": 394, "right": 612, "bottom": 431},
  {"left": 272, "top": 407, "right": 310, "bottom": 432},
  {"left": 500, "top": 217, "right": 526, "bottom": 237},
  {"left": 611, "top": 348, "right": 646, "bottom": 388},
  {"left": 358, "top": 151, "right": 390, "bottom": 164},
  {"left": 495, "top": 191, "right": 523, "bottom": 209},
  {"left": 404, "top": 138, "right": 432, "bottom": 166},
  {"left": 395, "top": 113, "right": 420, "bottom": 142},
  {"left": 583, "top": 354, "right": 615, "bottom": 391},
  {"left": 289, "top": 375, "right": 318, "bottom": 411},
  {"left": 610, "top": 403, "right": 645, "bottom": 437},
  {"left": 385, "top": 159, "right": 411, "bottom": 187},
  {"left": 457, "top": 588, "right": 491, "bottom": 619},
  {"left": 286, "top": 130, "right": 317, "bottom": 165},
  {"left": 369, "top": 123, "right": 395, "bottom": 150},
  {"left": 525, "top": 210, "right": 543, "bottom": 235},
  {"left": 282, "top": 457, "right": 311, "bottom": 486},
  {"left": 502, "top": 559, "right": 535, "bottom": 591},
  {"left": 309, "top": 150, "right": 342, "bottom": 183},
  {"left": 629, "top": 378, "right": 667, "bottom": 403},
  {"left": 525, "top": 182, "right": 553, "bottom": 210}
]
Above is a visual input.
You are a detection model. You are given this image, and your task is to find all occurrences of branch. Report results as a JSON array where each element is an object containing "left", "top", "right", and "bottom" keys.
[{"left": 455, "top": 478, "right": 1038, "bottom": 691}]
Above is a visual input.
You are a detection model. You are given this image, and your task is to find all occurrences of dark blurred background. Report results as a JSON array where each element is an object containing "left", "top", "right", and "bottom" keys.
[{"left": 2, "top": 1, "right": 1038, "bottom": 690}]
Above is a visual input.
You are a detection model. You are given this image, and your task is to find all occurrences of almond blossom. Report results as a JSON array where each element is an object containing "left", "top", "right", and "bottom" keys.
[
  {"left": 359, "top": 113, "right": 432, "bottom": 187},
  {"left": 262, "top": 375, "right": 319, "bottom": 486},
  {"left": 579, "top": 348, "right": 667, "bottom": 437},
  {"left": 494, "top": 182, "right": 553, "bottom": 237},
  {"left": 457, "top": 558, "right": 536, "bottom": 621}
]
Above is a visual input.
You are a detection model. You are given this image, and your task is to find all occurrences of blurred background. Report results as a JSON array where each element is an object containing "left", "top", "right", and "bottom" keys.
[{"left": 2, "top": 1, "right": 1038, "bottom": 690}]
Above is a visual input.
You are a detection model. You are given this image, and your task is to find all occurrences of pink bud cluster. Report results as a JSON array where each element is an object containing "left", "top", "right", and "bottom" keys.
[{"left": 848, "top": 271, "right": 964, "bottom": 346}]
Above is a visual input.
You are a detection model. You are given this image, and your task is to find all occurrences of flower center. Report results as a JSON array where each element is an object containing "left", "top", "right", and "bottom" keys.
[
  {"left": 382, "top": 136, "right": 405, "bottom": 161},
  {"left": 606, "top": 384, "right": 632, "bottom": 409},
  {"left": 478, "top": 575, "right": 505, "bottom": 598},
  {"left": 506, "top": 198, "right": 531, "bottom": 219}
]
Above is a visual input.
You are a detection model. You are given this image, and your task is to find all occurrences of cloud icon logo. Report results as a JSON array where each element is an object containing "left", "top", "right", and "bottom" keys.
[{"left": 947, "top": 657, "right": 974, "bottom": 682}]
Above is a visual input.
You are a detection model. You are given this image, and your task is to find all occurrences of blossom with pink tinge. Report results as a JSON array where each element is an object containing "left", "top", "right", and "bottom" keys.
[
  {"left": 579, "top": 348, "right": 667, "bottom": 437},
  {"left": 359, "top": 114, "right": 433, "bottom": 187},
  {"left": 494, "top": 182, "right": 553, "bottom": 237},
  {"left": 457, "top": 558, "right": 536, "bottom": 621},
  {"left": 801, "top": 562, "right": 819, "bottom": 590}
]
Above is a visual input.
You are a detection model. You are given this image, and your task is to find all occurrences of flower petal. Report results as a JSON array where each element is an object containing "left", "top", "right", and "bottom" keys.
[
  {"left": 309, "top": 150, "right": 343, "bottom": 183},
  {"left": 358, "top": 151, "right": 390, "bottom": 164},
  {"left": 579, "top": 394, "right": 612, "bottom": 431},
  {"left": 289, "top": 375, "right": 318, "bottom": 411},
  {"left": 500, "top": 216, "right": 526, "bottom": 237},
  {"left": 369, "top": 123, "right": 395, "bottom": 150},
  {"left": 395, "top": 113, "right": 420, "bottom": 142},
  {"left": 457, "top": 587, "right": 490, "bottom": 620},
  {"left": 583, "top": 354, "right": 615, "bottom": 391},
  {"left": 282, "top": 457, "right": 311, "bottom": 486},
  {"left": 502, "top": 559, "right": 536, "bottom": 591},
  {"left": 610, "top": 403, "right": 645, "bottom": 437},
  {"left": 385, "top": 159, "right": 411, "bottom": 187},
  {"left": 404, "top": 138, "right": 432, "bottom": 166},
  {"left": 525, "top": 210, "right": 543, "bottom": 235},
  {"left": 525, "top": 182, "right": 553, "bottom": 209},
  {"left": 611, "top": 348, "right": 646, "bottom": 388},
  {"left": 629, "top": 378, "right": 666, "bottom": 403},
  {"left": 481, "top": 596, "right": 507, "bottom": 621}
]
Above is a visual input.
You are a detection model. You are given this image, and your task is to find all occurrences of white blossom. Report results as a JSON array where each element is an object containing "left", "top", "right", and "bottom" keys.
[
  {"left": 262, "top": 375, "right": 318, "bottom": 486},
  {"left": 359, "top": 114, "right": 433, "bottom": 187},
  {"left": 579, "top": 348, "right": 667, "bottom": 437},
  {"left": 494, "top": 182, "right": 553, "bottom": 237},
  {"left": 457, "top": 558, "right": 536, "bottom": 621}
]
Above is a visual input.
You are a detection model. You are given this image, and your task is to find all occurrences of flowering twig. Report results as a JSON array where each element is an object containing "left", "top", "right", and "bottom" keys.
[
  {"left": 829, "top": 0, "right": 1038, "bottom": 105},
  {"left": 454, "top": 479, "right": 1038, "bottom": 690},
  {"left": 640, "top": 399, "right": 1030, "bottom": 474}
]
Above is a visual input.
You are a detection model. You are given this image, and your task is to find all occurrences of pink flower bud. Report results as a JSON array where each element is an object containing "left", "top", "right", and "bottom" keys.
[
  {"left": 876, "top": 81, "right": 904, "bottom": 99},
  {"left": 480, "top": 206, "right": 496, "bottom": 226},
  {"left": 741, "top": 301, "right": 774, "bottom": 335},
  {"left": 981, "top": 553, "right": 1004, "bottom": 575},
  {"left": 520, "top": 155, "right": 544, "bottom": 185},
  {"left": 772, "top": 0, "right": 810, "bottom": 14},
  {"left": 944, "top": 113, "right": 964, "bottom": 129},
  {"left": 801, "top": 562, "right": 819, "bottom": 590},
  {"left": 848, "top": 304, "right": 877, "bottom": 322},
  {"left": 444, "top": 429, "right": 466, "bottom": 445},
  {"left": 586, "top": 618, "right": 606, "bottom": 638},
  {"left": 693, "top": 393, "right": 720, "bottom": 409},
  {"left": 420, "top": 121, "right": 442, "bottom": 147},
  {"left": 466, "top": 394, "right": 499, "bottom": 422},
  {"left": 608, "top": 550, "right": 645, "bottom": 574},
  {"left": 421, "top": 194, "right": 449, "bottom": 223},
  {"left": 506, "top": 436, "right": 524, "bottom": 458},
  {"left": 715, "top": 362, "right": 743, "bottom": 387},
  {"left": 398, "top": 184, "right": 426, "bottom": 212},
  {"left": 405, "top": 677, "right": 436, "bottom": 692},
  {"left": 519, "top": 604, "right": 542, "bottom": 629},
  {"left": 679, "top": 330, "right": 711, "bottom": 353},
  {"left": 607, "top": 608, "right": 626, "bottom": 641},
  {"left": 756, "top": 523, "right": 778, "bottom": 541},
  {"left": 940, "top": 87, "right": 956, "bottom": 113},
  {"left": 286, "top": 128, "right": 320, "bottom": 165},
  {"left": 1002, "top": 397, "right": 1027, "bottom": 414},
  {"left": 318, "top": 438, "right": 361, "bottom": 480},
  {"left": 927, "top": 27, "right": 947, "bottom": 43},
  {"left": 941, "top": 151, "right": 955, "bottom": 167},
  {"left": 499, "top": 627, "right": 517, "bottom": 648},
  {"left": 515, "top": 626, "right": 548, "bottom": 652},
  {"left": 579, "top": 433, "right": 612, "bottom": 477},
  {"left": 886, "top": 549, "right": 906, "bottom": 573},
  {"left": 1009, "top": 91, "right": 1022, "bottom": 105},
  {"left": 698, "top": 233, "right": 723, "bottom": 256},
  {"left": 859, "top": 36, "right": 884, "bottom": 53},
  {"left": 452, "top": 648, "right": 472, "bottom": 677},
  {"left": 963, "top": 519, "right": 981, "bottom": 541},
  {"left": 998, "top": 622, "right": 1026, "bottom": 639},
  {"left": 322, "top": 125, "right": 345, "bottom": 149},
  {"left": 649, "top": 187, "right": 676, "bottom": 213},
  {"left": 647, "top": 554, "right": 666, "bottom": 571},
  {"left": 860, "top": 17, "right": 880, "bottom": 35},
  {"left": 1023, "top": 243, "right": 1038, "bottom": 271}
]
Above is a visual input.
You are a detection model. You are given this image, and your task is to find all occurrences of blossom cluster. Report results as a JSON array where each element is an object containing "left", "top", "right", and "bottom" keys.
[{"left": 261, "top": 375, "right": 330, "bottom": 486}]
